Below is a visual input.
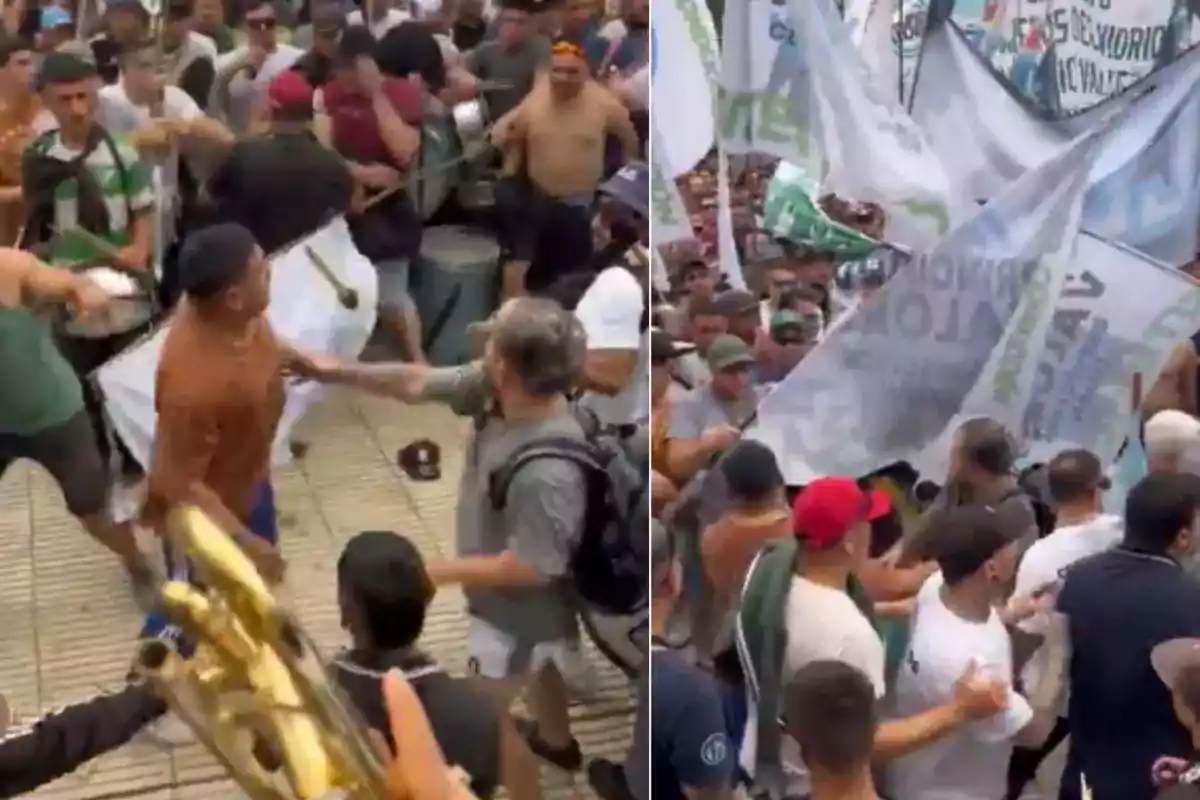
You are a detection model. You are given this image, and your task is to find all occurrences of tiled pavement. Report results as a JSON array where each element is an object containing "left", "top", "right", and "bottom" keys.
[{"left": 1, "top": 390, "right": 636, "bottom": 799}]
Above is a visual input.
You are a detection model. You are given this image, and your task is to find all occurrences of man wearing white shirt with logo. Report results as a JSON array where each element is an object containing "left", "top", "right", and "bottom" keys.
[
  {"left": 889, "top": 504, "right": 1067, "bottom": 800},
  {"left": 1005, "top": 448, "right": 1123, "bottom": 800},
  {"left": 572, "top": 162, "right": 648, "bottom": 427}
]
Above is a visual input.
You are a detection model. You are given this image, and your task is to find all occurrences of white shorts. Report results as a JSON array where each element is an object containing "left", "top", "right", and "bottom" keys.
[{"left": 465, "top": 617, "right": 578, "bottom": 680}]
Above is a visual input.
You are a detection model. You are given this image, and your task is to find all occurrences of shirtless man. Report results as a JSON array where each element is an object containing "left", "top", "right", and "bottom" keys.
[
  {"left": 1143, "top": 259, "right": 1200, "bottom": 420},
  {"left": 0, "top": 36, "right": 37, "bottom": 246},
  {"left": 139, "top": 223, "right": 326, "bottom": 643},
  {"left": 491, "top": 39, "right": 638, "bottom": 298}
]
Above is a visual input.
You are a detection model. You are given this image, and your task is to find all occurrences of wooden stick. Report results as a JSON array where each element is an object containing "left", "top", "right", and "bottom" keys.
[
  {"left": 302, "top": 245, "right": 359, "bottom": 310},
  {"left": 359, "top": 139, "right": 496, "bottom": 213}
]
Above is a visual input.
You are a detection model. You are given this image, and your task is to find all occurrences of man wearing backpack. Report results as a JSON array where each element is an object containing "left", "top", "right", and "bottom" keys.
[{"left": 308, "top": 296, "right": 616, "bottom": 773}]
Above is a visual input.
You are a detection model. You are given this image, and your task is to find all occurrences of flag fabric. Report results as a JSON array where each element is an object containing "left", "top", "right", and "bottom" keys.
[
  {"left": 652, "top": 0, "right": 721, "bottom": 177},
  {"left": 911, "top": 18, "right": 1200, "bottom": 265},
  {"left": 746, "top": 126, "right": 1102, "bottom": 484},
  {"left": 719, "top": 0, "right": 965, "bottom": 251}
]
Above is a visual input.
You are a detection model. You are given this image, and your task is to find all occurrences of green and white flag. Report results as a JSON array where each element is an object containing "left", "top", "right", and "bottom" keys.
[{"left": 761, "top": 162, "right": 880, "bottom": 259}]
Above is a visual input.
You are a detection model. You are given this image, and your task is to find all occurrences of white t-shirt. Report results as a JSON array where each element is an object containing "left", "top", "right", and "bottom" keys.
[
  {"left": 97, "top": 83, "right": 202, "bottom": 258},
  {"left": 888, "top": 574, "right": 1033, "bottom": 800},
  {"left": 739, "top": 576, "right": 886, "bottom": 797},
  {"left": 573, "top": 266, "right": 647, "bottom": 426},
  {"left": 1012, "top": 514, "right": 1122, "bottom": 712},
  {"left": 345, "top": 7, "right": 412, "bottom": 38}
]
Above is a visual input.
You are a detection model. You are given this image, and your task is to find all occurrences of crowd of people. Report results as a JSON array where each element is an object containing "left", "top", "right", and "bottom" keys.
[
  {"left": 0, "top": 0, "right": 652, "bottom": 794},
  {"left": 643, "top": 148, "right": 1200, "bottom": 800}
]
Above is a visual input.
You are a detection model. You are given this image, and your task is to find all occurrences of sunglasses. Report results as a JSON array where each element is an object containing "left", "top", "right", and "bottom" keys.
[{"left": 246, "top": 17, "right": 276, "bottom": 29}]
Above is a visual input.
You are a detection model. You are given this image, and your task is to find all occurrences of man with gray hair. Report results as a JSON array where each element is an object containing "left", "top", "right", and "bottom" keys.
[
  {"left": 1145, "top": 409, "right": 1200, "bottom": 475},
  {"left": 311, "top": 296, "right": 591, "bottom": 773}
]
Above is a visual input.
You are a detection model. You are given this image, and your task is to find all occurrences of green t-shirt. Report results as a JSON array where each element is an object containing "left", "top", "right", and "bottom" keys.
[
  {"left": 27, "top": 131, "right": 155, "bottom": 266},
  {"left": 0, "top": 307, "right": 84, "bottom": 435}
]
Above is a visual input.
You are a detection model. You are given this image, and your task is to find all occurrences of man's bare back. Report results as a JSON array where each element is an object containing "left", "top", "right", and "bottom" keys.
[{"left": 1142, "top": 340, "right": 1199, "bottom": 420}]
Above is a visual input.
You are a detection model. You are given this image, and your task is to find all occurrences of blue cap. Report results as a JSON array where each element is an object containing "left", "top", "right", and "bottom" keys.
[
  {"left": 40, "top": 6, "right": 73, "bottom": 29},
  {"left": 598, "top": 161, "right": 649, "bottom": 219}
]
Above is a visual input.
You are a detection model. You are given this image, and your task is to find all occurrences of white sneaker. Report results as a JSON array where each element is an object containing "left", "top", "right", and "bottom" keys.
[{"left": 142, "top": 711, "right": 197, "bottom": 748}]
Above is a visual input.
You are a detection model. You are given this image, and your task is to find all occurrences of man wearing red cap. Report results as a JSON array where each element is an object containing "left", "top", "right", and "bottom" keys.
[
  {"left": 735, "top": 477, "right": 1011, "bottom": 800},
  {"left": 205, "top": 68, "right": 354, "bottom": 256}
]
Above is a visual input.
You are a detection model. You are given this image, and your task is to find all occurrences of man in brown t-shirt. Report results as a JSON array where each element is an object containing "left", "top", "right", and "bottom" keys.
[
  {"left": 701, "top": 440, "right": 790, "bottom": 616},
  {"left": 140, "top": 224, "right": 309, "bottom": 616}
]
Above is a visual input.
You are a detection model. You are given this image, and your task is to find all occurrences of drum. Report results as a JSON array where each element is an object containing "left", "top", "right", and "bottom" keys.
[
  {"left": 61, "top": 265, "right": 157, "bottom": 339},
  {"left": 410, "top": 112, "right": 461, "bottom": 221},
  {"left": 412, "top": 226, "right": 500, "bottom": 366}
]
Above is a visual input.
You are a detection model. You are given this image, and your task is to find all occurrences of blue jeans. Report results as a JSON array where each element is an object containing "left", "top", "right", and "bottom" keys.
[{"left": 139, "top": 483, "right": 278, "bottom": 651}]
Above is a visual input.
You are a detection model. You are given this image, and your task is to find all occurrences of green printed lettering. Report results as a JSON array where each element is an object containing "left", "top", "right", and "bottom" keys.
[
  {"left": 674, "top": 0, "right": 721, "bottom": 87},
  {"left": 717, "top": 89, "right": 808, "bottom": 157},
  {"left": 992, "top": 259, "right": 1055, "bottom": 404},
  {"left": 650, "top": 164, "right": 682, "bottom": 228}
]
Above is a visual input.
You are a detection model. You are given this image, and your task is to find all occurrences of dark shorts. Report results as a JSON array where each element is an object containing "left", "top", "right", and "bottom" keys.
[{"left": 0, "top": 410, "right": 109, "bottom": 518}]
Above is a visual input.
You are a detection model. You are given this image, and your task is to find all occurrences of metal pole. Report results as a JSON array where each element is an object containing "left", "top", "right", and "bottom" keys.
[{"left": 897, "top": 0, "right": 904, "bottom": 102}]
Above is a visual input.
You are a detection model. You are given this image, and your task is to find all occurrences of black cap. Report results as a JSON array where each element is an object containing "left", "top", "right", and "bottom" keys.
[
  {"left": 932, "top": 504, "right": 1026, "bottom": 583},
  {"left": 398, "top": 439, "right": 441, "bottom": 482}
]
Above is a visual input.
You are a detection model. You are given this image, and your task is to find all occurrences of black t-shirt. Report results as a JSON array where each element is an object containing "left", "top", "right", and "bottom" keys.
[
  {"left": 331, "top": 649, "right": 502, "bottom": 800},
  {"left": 206, "top": 131, "right": 354, "bottom": 253},
  {"left": 1059, "top": 548, "right": 1200, "bottom": 800}
]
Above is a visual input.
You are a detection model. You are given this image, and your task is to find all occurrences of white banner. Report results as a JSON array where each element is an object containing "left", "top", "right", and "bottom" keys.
[
  {"left": 912, "top": 21, "right": 1200, "bottom": 265},
  {"left": 1049, "top": 0, "right": 1178, "bottom": 113},
  {"left": 652, "top": 0, "right": 721, "bottom": 177},
  {"left": 96, "top": 218, "right": 379, "bottom": 469},
  {"left": 747, "top": 125, "right": 1102, "bottom": 483},
  {"left": 649, "top": 130, "right": 695, "bottom": 247},
  {"left": 860, "top": 0, "right": 1194, "bottom": 113},
  {"left": 940, "top": 232, "right": 1200, "bottom": 473},
  {"left": 718, "top": 0, "right": 965, "bottom": 251}
]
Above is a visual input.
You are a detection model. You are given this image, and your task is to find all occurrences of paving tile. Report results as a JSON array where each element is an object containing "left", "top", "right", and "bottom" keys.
[{"left": 15, "top": 396, "right": 634, "bottom": 798}]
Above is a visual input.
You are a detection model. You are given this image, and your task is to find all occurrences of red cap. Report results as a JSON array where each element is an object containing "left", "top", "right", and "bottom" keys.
[
  {"left": 268, "top": 70, "right": 314, "bottom": 114},
  {"left": 792, "top": 477, "right": 892, "bottom": 549}
]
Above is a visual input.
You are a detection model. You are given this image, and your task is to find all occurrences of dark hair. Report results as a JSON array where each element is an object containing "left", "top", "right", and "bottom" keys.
[
  {"left": 783, "top": 660, "right": 876, "bottom": 775},
  {"left": 956, "top": 417, "right": 1016, "bottom": 476},
  {"left": 337, "top": 531, "right": 434, "bottom": 650},
  {"left": 1125, "top": 473, "right": 1200, "bottom": 554},
  {"left": 721, "top": 441, "right": 783, "bottom": 506},
  {"left": 932, "top": 505, "right": 1013, "bottom": 585},
  {"left": 375, "top": 21, "right": 446, "bottom": 92},
  {"left": 687, "top": 294, "right": 720, "bottom": 319},
  {"left": 335, "top": 24, "right": 375, "bottom": 65},
  {"left": 244, "top": 0, "right": 278, "bottom": 15},
  {"left": 0, "top": 34, "right": 32, "bottom": 67},
  {"left": 117, "top": 37, "right": 160, "bottom": 62},
  {"left": 1046, "top": 448, "right": 1105, "bottom": 505}
]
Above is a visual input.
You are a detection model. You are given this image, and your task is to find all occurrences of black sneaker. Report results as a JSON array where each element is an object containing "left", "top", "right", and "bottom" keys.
[
  {"left": 513, "top": 717, "right": 583, "bottom": 772},
  {"left": 587, "top": 758, "right": 635, "bottom": 800}
]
